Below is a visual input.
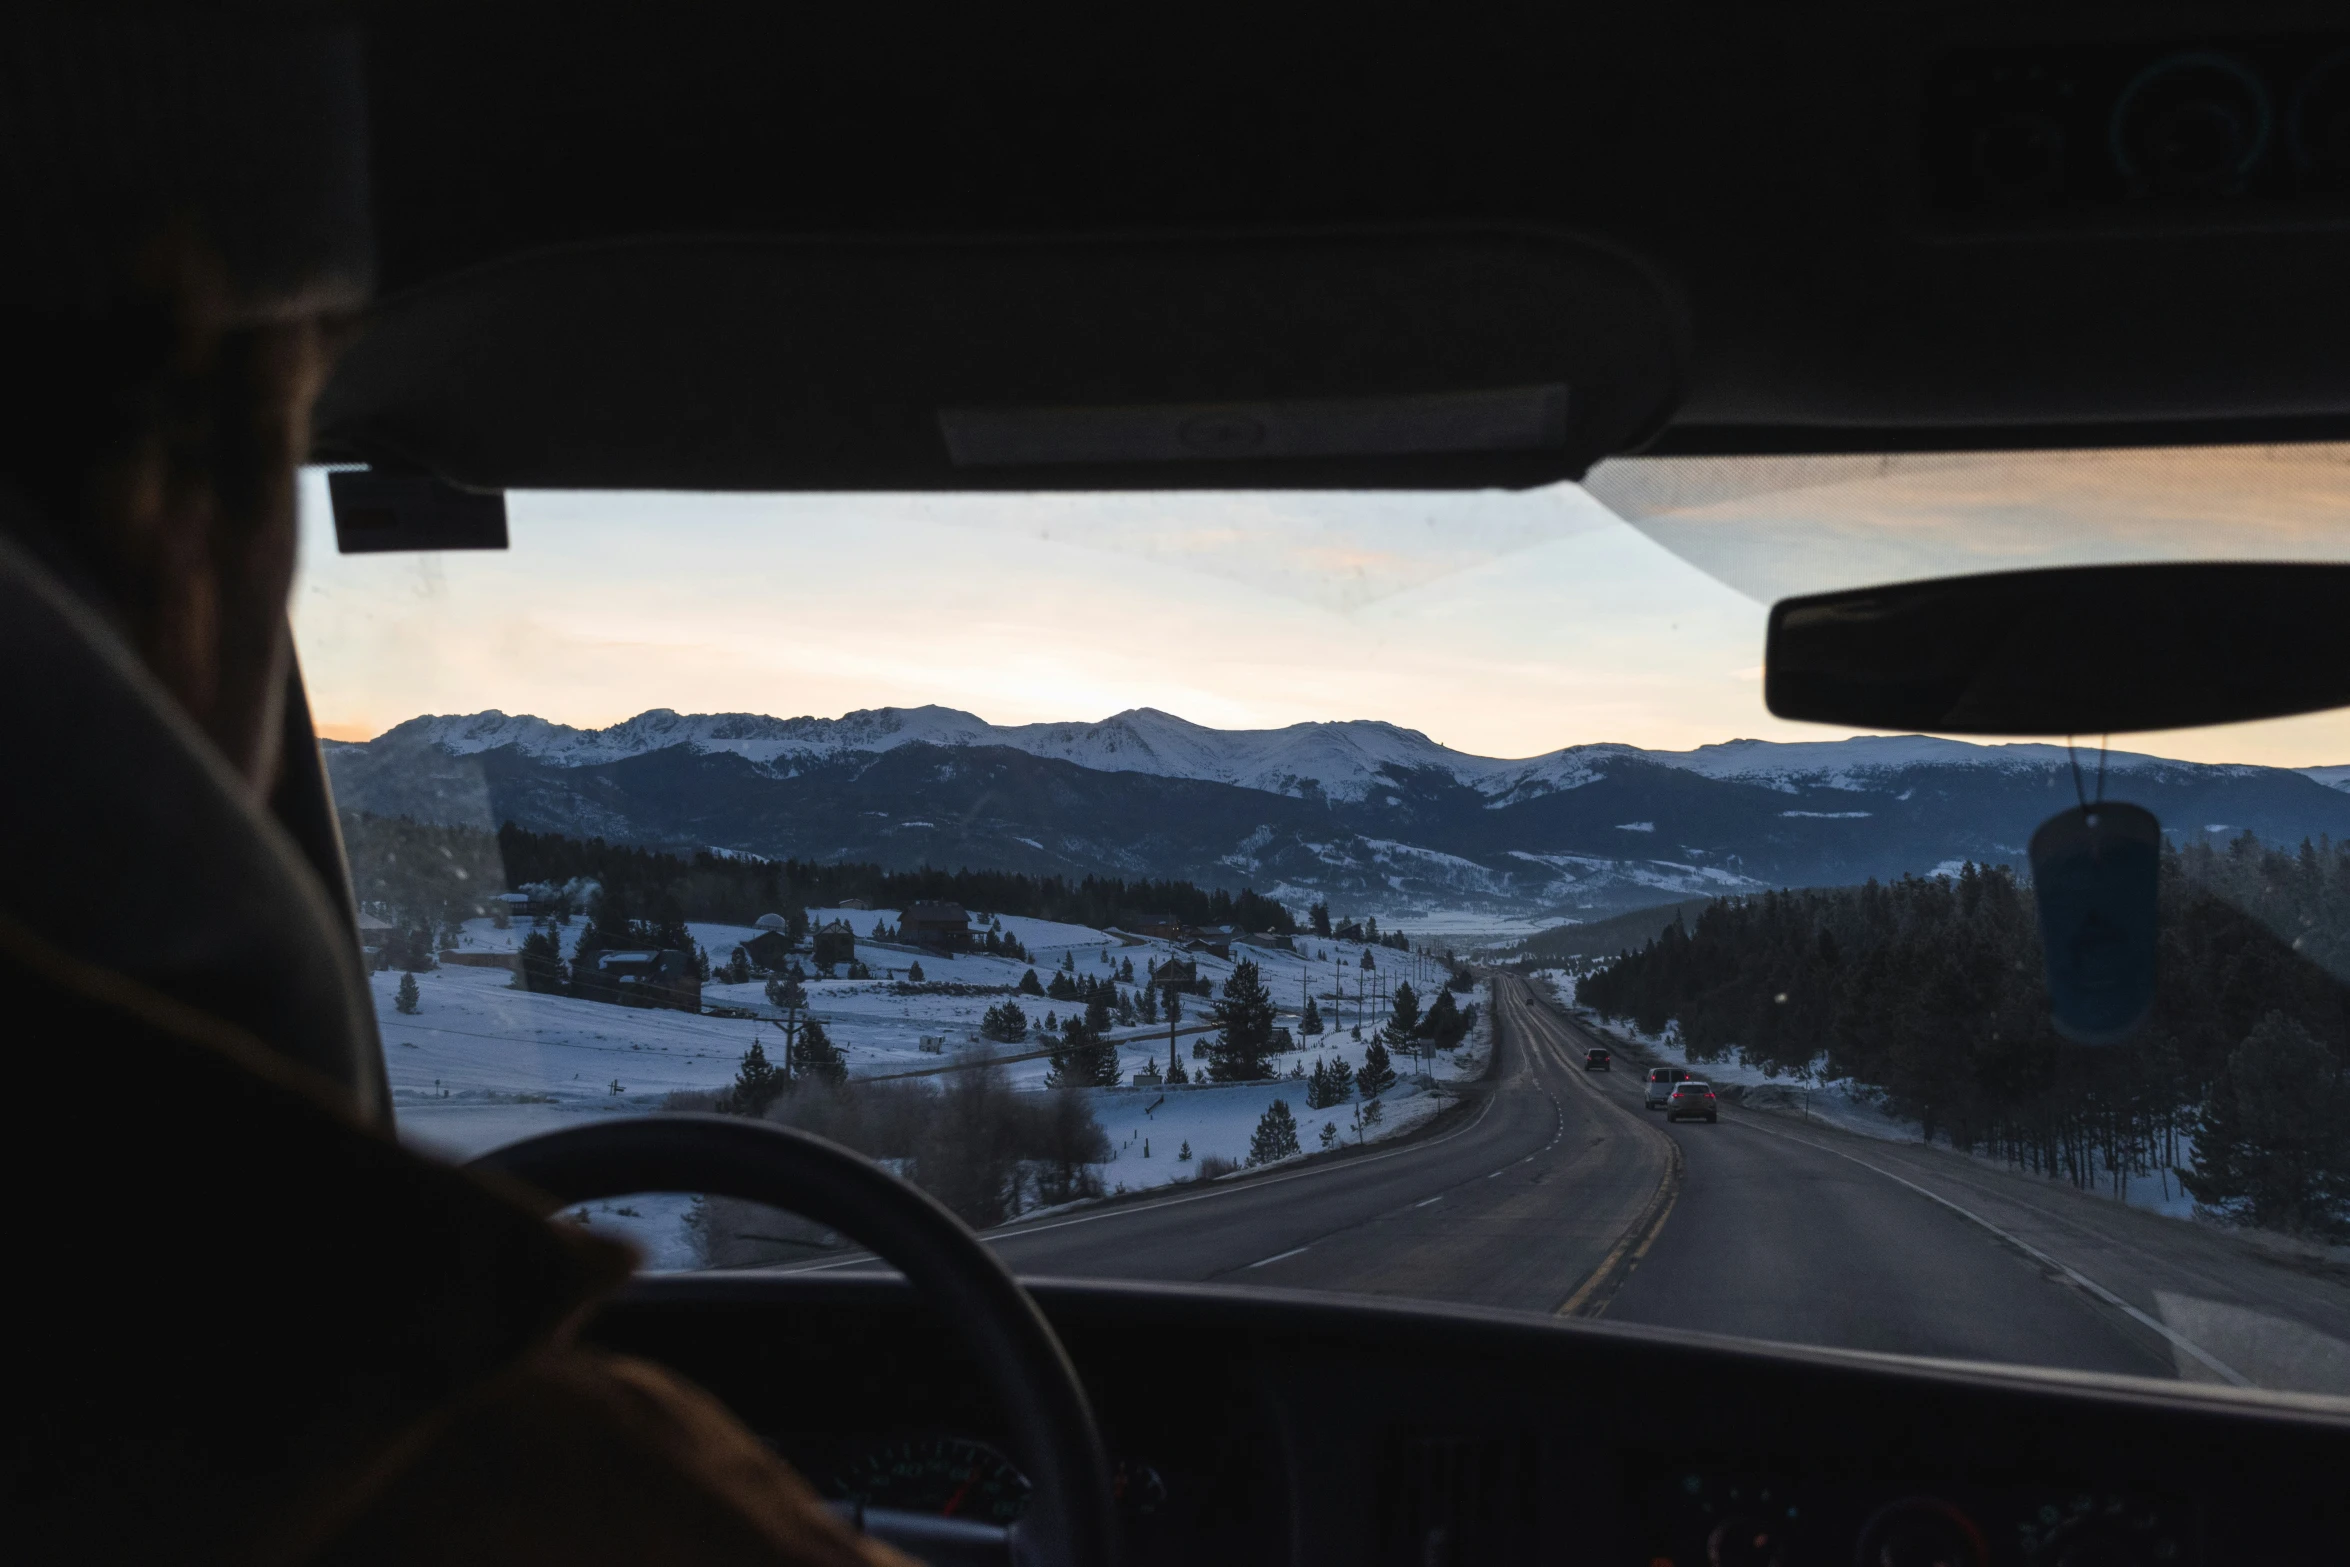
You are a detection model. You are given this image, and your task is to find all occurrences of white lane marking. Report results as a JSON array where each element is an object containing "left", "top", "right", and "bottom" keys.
[
  {"left": 1246, "top": 1245, "right": 1312, "bottom": 1269},
  {"left": 1415, "top": 1195, "right": 1444, "bottom": 1208},
  {"left": 1732, "top": 1116, "right": 2253, "bottom": 1388}
]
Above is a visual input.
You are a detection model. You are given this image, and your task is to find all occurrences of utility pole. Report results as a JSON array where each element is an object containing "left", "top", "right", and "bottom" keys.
[{"left": 1166, "top": 984, "right": 1184, "bottom": 1080}]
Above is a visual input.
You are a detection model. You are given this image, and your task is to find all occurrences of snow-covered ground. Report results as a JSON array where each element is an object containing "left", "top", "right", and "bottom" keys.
[
  {"left": 1530, "top": 968, "right": 2199, "bottom": 1219},
  {"left": 389, "top": 913, "right": 1484, "bottom": 1265}
]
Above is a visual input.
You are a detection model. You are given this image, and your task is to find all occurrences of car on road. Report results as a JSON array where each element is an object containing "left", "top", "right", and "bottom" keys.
[
  {"left": 1644, "top": 1066, "right": 1693, "bottom": 1109},
  {"left": 1583, "top": 1047, "right": 1610, "bottom": 1070},
  {"left": 1665, "top": 1082, "right": 1719, "bottom": 1123}
]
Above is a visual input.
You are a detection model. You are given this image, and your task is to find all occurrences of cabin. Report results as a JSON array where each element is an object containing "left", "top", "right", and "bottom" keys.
[
  {"left": 900, "top": 901, "right": 973, "bottom": 953},
  {"left": 594, "top": 948, "right": 702, "bottom": 1012},
  {"left": 740, "top": 929, "right": 796, "bottom": 972}
]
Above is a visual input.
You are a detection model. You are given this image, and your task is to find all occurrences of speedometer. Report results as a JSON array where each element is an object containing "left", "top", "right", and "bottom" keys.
[{"left": 840, "top": 1435, "right": 1031, "bottom": 1524}]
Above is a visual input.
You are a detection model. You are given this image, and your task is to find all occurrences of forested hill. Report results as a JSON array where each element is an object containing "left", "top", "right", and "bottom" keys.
[
  {"left": 1577, "top": 833, "right": 2350, "bottom": 1238},
  {"left": 340, "top": 814, "right": 1296, "bottom": 936}
]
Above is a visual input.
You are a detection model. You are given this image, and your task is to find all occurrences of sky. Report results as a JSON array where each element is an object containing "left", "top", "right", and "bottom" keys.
[{"left": 290, "top": 448, "right": 2350, "bottom": 768}]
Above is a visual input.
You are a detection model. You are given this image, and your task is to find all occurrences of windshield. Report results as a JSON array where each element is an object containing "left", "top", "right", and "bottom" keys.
[{"left": 296, "top": 445, "right": 2350, "bottom": 1401}]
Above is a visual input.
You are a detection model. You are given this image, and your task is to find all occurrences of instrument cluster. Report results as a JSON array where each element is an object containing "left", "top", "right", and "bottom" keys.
[{"left": 1637, "top": 1461, "right": 2191, "bottom": 1567}]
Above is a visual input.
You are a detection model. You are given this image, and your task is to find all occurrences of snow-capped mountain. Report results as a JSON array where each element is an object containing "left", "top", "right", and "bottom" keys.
[
  {"left": 327, "top": 708, "right": 2350, "bottom": 920},
  {"left": 367, "top": 706, "right": 2274, "bottom": 807}
]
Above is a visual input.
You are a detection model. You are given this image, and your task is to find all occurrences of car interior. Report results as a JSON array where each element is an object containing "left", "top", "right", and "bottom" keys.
[{"left": 38, "top": 4, "right": 2350, "bottom": 1565}]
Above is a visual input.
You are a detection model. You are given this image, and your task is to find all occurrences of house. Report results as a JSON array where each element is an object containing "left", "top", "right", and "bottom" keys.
[
  {"left": 740, "top": 929, "right": 796, "bottom": 972},
  {"left": 1147, "top": 957, "right": 1212, "bottom": 996},
  {"left": 491, "top": 890, "right": 555, "bottom": 918},
  {"left": 1127, "top": 914, "right": 1187, "bottom": 941},
  {"left": 837, "top": 897, "right": 873, "bottom": 911},
  {"left": 594, "top": 948, "right": 702, "bottom": 1012},
  {"left": 354, "top": 909, "right": 393, "bottom": 958},
  {"left": 1181, "top": 926, "right": 1235, "bottom": 960},
  {"left": 900, "top": 901, "right": 973, "bottom": 953}
]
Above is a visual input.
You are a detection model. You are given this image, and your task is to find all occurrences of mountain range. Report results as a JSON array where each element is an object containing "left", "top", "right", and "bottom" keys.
[{"left": 322, "top": 706, "right": 2350, "bottom": 921}]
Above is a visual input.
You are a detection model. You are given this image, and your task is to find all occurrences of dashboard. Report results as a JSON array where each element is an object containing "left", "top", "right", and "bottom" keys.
[{"left": 589, "top": 1274, "right": 2350, "bottom": 1566}]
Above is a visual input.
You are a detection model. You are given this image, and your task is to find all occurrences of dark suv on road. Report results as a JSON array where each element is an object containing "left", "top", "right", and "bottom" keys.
[{"left": 1584, "top": 1048, "right": 1610, "bottom": 1070}]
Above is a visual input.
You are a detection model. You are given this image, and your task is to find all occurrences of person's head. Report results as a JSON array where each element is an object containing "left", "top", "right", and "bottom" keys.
[{"left": 0, "top": 7, "right": 370, "bottom": 793}]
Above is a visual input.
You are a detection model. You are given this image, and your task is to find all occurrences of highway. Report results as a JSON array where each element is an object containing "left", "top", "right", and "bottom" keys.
[
  {"left": 972, "top": 974, "right": 1669, "bottom": 1314},
  {"left": 787, "top": 975, "right": 2350, "bottom": 1386}
]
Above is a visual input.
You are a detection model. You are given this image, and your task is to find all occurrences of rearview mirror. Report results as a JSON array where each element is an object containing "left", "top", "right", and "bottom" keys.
[{"left": 1764, "top": 562, "right": 2350, "bottom": 734}]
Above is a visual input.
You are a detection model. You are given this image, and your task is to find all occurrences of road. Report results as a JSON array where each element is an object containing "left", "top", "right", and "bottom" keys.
[
  {"left": 786, "top": 974, "right": 2350, "bottom": 1389},
  {"left": 969, "top": 975, "right": 1669, "bottom": 1313}
]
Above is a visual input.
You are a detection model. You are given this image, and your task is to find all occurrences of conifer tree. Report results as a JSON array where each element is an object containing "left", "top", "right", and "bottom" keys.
[
  {"left": 1305, "top": 1058, "right": 1338, "bottom": 1110},
  {"left": 1207, "top": 958, "right": 1279, "bottom": 1082},
  {"left": 1140, "top": 982, "right": 1160, "bottom": 1023},
  {"left": 907, "top": 961, "right": 925, "bottom": 982},
  {"left": 1320, "top": 1121, "right": 1339, "bottom": 1151},
  {"left": 1018, "top": 968, "right": 1044, "bottom": 996},
  {"left": 1249, "top": 1099, "right": 1302, "bottom": 1165},
  {"left": 730, "top": 1040, "right": 789, "bottom": 1115},
  {"left": 1310, "top": 901, "right": 1331, "bottom": 937},
  {"left": 395, "top": 971, "right": 421, "bottom": 1014},
  {"left": 1422, "top": 986, "right": 1466, "bottom": 1048},
  {"left": 981, "top": 1001, "right": 1029, "bottom": 1043},
  {"left": 790, "top": 1018, "right": 848, "bottom": 1086},
  {"left": 1300, "top": 996, "right": 1323, "bottom": 1035},
  {"left": 1178, "top": 1140, "right": 1192, "bottom": 1161},
  {"left": 1358, "top": 1036, "right": 1398, "bottom": 1097}
]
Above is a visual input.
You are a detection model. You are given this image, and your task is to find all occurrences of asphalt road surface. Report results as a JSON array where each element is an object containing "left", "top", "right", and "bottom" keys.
[
  {"left": 967, "top": 976, "right": 1669, "bottom": 1314},
  {"left": 785, "top": 975, "right": 2350, "bottom": 1385}
]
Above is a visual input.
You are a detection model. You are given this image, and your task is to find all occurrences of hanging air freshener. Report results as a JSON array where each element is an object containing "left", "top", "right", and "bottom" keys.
[{"left": 2029, "top": 798, "right": 2159, "bottom": 1045}]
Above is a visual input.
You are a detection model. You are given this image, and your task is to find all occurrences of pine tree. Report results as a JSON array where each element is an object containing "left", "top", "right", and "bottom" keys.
[
  {"left": 1310, "top": 901, "right": 1331, "bottom": 937},
  {"left": 516, "top": 927, "right": 566, "bottom": 993},
  {"left": 1389, "top": 980, "right": 1422, "bottom": 1038},
  {"left": 730, "top": 1040, "right": 789, "bottom": 1115},
  {"left": 1140, "top": 982, "right": 1160, "bottom": 1023},
  {"left": 1305, "top": 1058, "right": 1338, "bottom": 1110},
  {"left": 1300, "top": 996, "right": 1323, "bottom": 1035},
  {"left": 1327, "top": 1057, "right": 1356, "bottom": 1102},
  {"left": 1207, "top": 958, "right": 1279, "bottom": 1082},
  {"left": 1248, "top": 1099, "right": 1302, "bottom": 1165},
  {"left": 1358, "top": 1036, "right": 1398, "bottom": 1097},
  {"left": 980, "top": 1001, "right": 1029, "bottom": 1043},
  {"left": 1178, "top": 1140, "right": 1192, "bottom": 1161},
  {"left": 1018, "top": 968, "right": 1044, "bottom": 996},
  {"left": 790, "top": 1018, "right": 848, "bottom": 1086},
  {"left": 1422, "top": 987, "right": 1465, "bottom": 1048},
  {"left": 2184, "top": 1011, "right": 2350, "bottom": 1237},
  {"left": 1320, "top": 1121, "right": 1339, "bottom": 1151},
  {"left": 1166, "top": 1055, "right": 1188, "bottom": 1085},
  {"left": 907, "top": 960, "right": 925, "bottom": 982},
  {"left": 395, "top": 971, "right": 421, "bottom": 1014}
]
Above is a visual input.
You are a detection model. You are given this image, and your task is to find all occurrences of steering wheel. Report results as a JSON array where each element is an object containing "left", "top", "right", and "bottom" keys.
[{"left": 471, "top": 1115, "right": 1119, "bottom": 1567}]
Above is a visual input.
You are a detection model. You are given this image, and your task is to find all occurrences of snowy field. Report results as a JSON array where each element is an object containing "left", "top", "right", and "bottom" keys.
[
  {"left": 387, "top": 910, "right": 1487, "bottom": 1265},
  {"left": 1530, "top": 968, "right": 2200, "bottom": 1220}
]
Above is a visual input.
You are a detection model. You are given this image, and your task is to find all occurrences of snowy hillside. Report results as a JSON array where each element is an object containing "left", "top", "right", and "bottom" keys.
[{"left": 390, "top": 909, "right": 1484, "bottom": 1266}]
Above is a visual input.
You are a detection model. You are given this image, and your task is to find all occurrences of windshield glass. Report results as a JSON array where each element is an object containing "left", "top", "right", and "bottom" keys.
[{"left": 295, "top": 445, "right": 2350, "bottom": 1401}]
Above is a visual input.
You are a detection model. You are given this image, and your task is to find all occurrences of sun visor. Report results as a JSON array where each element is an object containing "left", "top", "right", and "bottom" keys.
[{"left": 312, "top": 232, "right": 1680, "bottom": 491}]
